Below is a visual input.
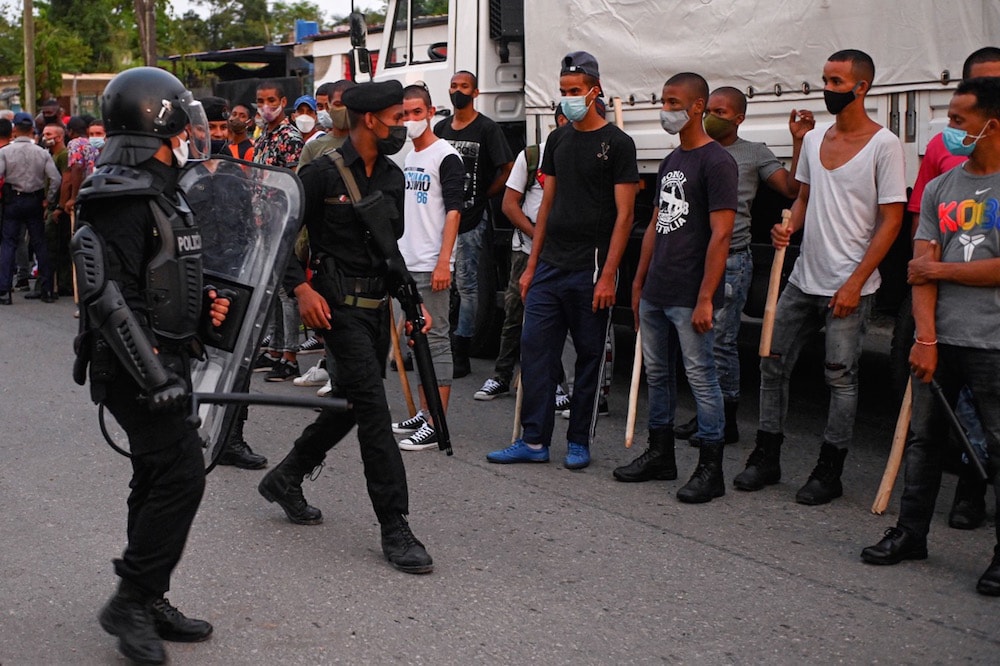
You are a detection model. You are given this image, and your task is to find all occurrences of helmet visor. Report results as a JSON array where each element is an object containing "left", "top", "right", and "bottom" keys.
[{"left": 181, "top": 94, "right": 210, "bottom": 161}]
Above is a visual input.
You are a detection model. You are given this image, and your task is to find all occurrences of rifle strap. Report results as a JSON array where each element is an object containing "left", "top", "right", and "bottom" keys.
[{"left": 329, "top": 152, "right": 364, "bottom": 204}]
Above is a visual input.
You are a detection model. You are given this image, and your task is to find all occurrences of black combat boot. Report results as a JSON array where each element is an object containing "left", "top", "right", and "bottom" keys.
[
  {"left": 673, "top": 415, "right": 697, "bottom": 441},
  {"left": 733, "top": 430, "right": 783, "bottom": 491},
  {"left": 99, "top": 580, "right": 166, "bottom": 665},
  {"left": 724, "top": 399, "right": 740, "bottom": 444},
  {"left": 380, "top": 514, "right": 434, "bottom": 574},
  {"left": 795, "top": 441, "right": 848, "bottom": 505},
  {"left": 257, "top": 449, "right": 323, "bottom": 524},
  {"left": 218, "top": 437, "right": 268, "bottom": 469},
  {"left": 148, "top": 597, "right": 213, "bottom": 642},
  {"left": 948, "top": 469, "right": 987, "bottom": 530},
  {"left": 613, "top": 427, "right": 677, "bottom": 482},
  {"left": 677, "top": 441, "right": 726, "bottom": 503},
  {"left": 452, "top": 335, "right": 472, "bottom": 378}
]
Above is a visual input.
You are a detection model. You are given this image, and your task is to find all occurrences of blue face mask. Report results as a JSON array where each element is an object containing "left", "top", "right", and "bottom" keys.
[
  {"left": 560, "top": 88, "right": 594, "bottom": 122},
  {"left": 942, "top": 122, "right": 992, "bottom": 157}
]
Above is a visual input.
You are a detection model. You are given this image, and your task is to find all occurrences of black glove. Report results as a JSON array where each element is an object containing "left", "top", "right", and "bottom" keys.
[{"left": 147, "top": 372, "right": 189, "bottom": 412}]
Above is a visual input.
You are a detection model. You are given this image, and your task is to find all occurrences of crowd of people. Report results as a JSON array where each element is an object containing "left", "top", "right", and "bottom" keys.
[{"left": 3, "top": 42, "right": 998, "bottom": 664}]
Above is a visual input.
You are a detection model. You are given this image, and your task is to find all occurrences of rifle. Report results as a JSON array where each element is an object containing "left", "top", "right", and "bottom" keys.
[{"left": 330, "top": 153, "right": 453, "bottom": 455}]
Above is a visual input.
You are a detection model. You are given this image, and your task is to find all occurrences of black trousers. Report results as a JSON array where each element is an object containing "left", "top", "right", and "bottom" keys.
[
  {"left": 102, "top": 351, "right": 206, "bottom": 596},
  {"left": 290, "top": 302, "right": 409, "bottom": 522}
]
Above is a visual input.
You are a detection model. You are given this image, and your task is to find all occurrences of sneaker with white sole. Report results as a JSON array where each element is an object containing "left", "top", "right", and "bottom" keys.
[
  {"left": 297, "top": 335, "right": 324, "bottom": 354},
  {"left": 317, "top": 379, "right": 333, "bottom": 397},
  {"left": 392, "top": 410, "right": 427, "bottom": 434},
  {"left": 474, "top": 377, "right": 510, "bottom": 401},
  {"left": 253, "top": 352, "right": 277, "bottom": 373},
  {"left": 293, "top": 362, "right": 329, "bottom": 387},
  {"left": 554, "top": 385, "right": 570, "bottom": 411},
  {"left": 561, "top": 396, "right": 609, "bottom": 419},
  {"left": 398, "top": 422, "right": 439, "bottom": 451},
  {"left": 265, "top": 359, "right": 300, "bottom": 382}
]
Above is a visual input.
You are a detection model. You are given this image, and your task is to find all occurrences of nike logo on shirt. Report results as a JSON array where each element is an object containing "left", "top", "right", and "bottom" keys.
[{"left": 975, "top": 188, "right": 992, "bottom": 195}]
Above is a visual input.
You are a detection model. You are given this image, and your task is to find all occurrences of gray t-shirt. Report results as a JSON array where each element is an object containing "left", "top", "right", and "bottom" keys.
[
  {"left": 916, "top": 165, "right": 1000, "bottom": 350},
  {"left": 724, "top": 138, "right": 783, "bottom": 250}
]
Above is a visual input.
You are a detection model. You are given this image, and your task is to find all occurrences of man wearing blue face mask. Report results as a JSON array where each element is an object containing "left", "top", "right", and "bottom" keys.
[
  {"left": 744, "top": 49, "right": 906, "bottom": 506},
  {"left": 861, "top": 76, "right": 1000, "bottom": 597},
  {"left": 486, "top": 51, "right": 638, "bottom": 470}
]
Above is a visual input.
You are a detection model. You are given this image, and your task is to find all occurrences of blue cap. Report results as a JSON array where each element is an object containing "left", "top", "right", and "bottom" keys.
[
  {"left": 293, "top": 95, "right": 317, "bottom": 112},
  {"left": 12, "top": 111, "right": 33, "bottom": 127}
]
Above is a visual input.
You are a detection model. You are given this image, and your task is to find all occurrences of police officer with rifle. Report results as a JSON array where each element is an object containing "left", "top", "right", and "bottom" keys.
[
  {"left": 72, "top": 67, "right": 228, "bottom": 665},
  {"left": 257, "top": 80, "right": 438, "bottom": 575}
]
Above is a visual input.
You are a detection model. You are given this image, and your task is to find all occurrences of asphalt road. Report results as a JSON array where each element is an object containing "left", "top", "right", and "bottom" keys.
[{"left": 1, "top": 297, "right": 997, "bottom": 665}]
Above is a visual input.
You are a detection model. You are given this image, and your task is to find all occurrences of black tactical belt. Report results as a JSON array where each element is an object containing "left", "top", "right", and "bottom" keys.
[{"left": 342, "top": 294, "right": 386, "bottom": 309}]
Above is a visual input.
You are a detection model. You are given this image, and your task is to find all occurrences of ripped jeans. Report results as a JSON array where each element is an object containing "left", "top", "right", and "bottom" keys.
[{"left": 758, "top": 282, "right": 873, "bottom": 447}]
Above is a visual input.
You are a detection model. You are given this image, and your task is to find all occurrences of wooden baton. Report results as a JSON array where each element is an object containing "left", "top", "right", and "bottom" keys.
[
  {"left": 511, "top": 369, "right": 524, "bottom": 443},
  {"left": 872, "top": 377, "right": 912, "bottom": 515},
  {"left": 759, "top": 208, "right": 792, "bottom": 357},
  {"left": 388, "top": 299, "right": 417, "bottom": 418},
  {"left": 625, "top": 329, "right": 642, "bottom": 448}
]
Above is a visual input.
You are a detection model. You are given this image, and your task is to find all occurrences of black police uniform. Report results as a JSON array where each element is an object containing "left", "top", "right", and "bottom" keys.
[
  {"left": 76, "top": 158, "right": 206, "bottom": 597},
  {"left": 283, "top": 137, "right": 409, "bottom": 520}
]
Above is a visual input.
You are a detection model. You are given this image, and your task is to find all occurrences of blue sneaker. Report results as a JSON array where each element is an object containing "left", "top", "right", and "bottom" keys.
[
  {"left": 564, "top": 442, "right": 591, "bottom": 470},
  {"left": 487, "top": 440, "right": 549, "bottom": 464}
]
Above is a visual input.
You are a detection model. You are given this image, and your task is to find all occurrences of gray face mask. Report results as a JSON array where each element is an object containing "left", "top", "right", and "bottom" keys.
[{"left": 659, "top": 108, "right": 689, "bottom": 135}]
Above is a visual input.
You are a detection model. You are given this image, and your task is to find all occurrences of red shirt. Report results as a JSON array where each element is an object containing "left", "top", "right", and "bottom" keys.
[{"left": 907, "top": 132, "right": 967, "bottom": 213}]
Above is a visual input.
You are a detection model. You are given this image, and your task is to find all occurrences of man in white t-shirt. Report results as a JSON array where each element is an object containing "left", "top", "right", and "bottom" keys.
[
  {"left": 391, "top": 84, "right": 466, "bottom": 451},
  {"left": 738, "top": 49, "right": 907, "bottom": 505}
]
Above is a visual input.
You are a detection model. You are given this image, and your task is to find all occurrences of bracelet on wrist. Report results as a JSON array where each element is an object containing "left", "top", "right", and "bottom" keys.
[{"left": 914, "top": 338, "right": 937, "bottom": 346}]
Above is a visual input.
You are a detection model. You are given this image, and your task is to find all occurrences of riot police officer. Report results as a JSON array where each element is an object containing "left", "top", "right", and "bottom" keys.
[
  {"left": 73, "top": 67, "right": 230, "bottom": 665},
  {"left": 257, "top": 80, "right": 434, "bottom": 575}
]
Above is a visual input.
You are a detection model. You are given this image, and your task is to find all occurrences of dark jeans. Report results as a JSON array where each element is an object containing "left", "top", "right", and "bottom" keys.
[
  {"left": 102, "top": 350, "right": 206, "bottom": 596},
  {"left": 0, "top": 193, "right": 51, "bottom": 293},
  {"left": 493, "top": 251, "right": 529, "bottom": 384},
  {"left": 290, "top": 303, "right": 409, "bottom": 522},
  {"left": 519, "top": 261, "right": 609, "bottom": 446},
  {"left": 898, "top": 345, "right": 1000, "bottom": 545},
  {"left": 45, "top": 210, "right": 72, "bottom": 294}
]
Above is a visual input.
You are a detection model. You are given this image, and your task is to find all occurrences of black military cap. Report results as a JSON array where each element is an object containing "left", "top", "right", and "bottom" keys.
[
  {"left": 341, "top": 80, "right": 403, "bottom": 113},
  {"left": 200, "top": 96, "right": 230, "bottom": 122}
]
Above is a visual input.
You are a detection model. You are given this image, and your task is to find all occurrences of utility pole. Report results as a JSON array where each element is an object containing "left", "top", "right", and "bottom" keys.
[
  {"left": 134, "top": 0, "right": 157, "bottom": 66},
  {"left": 23, "top": 0, "right": 35, "bottom": 114}
]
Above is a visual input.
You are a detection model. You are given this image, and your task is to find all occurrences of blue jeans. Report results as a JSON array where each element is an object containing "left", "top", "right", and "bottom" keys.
[
  {"left": 640, "top": 300, "right": 724, "bottom": 442},
  {"left": 898, "top": 346, "right": 1000, "bottom": 543},
  {"left": 520, "top": 261, "right": 609, "bottom": 446},
  {"left": 759, "top": 283, "right": 873, "bottom": 447},
  {"left": 493, "top": 251, "right": 529, "bottom": 383},
  {"left": 712, "top": 249, "right": 752, "bottom": 400},
  {"left": 454, "top": 214, "right": 487, "bottom": 338}
]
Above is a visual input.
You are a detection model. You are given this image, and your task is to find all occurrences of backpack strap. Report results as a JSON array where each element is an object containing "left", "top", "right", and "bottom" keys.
[{"left": 523, "top": 144, "right": 540, "bottom": 193}]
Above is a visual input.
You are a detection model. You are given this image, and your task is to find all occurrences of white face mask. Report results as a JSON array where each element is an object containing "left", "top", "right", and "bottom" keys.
[
  {"left": 172, "top": 136, "right": 189, "bottom": 167},
  {"left": 404, "top": 119, "right": 428, "bottom": 140},
  {"left": 295, "top": 115, "right": 316, "bottom": 134}
]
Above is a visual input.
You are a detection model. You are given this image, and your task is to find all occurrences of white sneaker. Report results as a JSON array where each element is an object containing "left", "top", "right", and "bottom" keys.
[
  {"left": 317, "top": 379, "right": 333, "bottom": 397},
  {"left": 398, "top": 422, "right": 439, "bottom": 451},
  {"left": 294, "top": 361, "right": 329, "bottom": 387},
  {"left": 392, "top": 410, "right": 426, "bottom": 434}
]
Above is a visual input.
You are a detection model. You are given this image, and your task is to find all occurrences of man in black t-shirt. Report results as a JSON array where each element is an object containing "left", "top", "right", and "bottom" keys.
[
  {"left": 434, "top": 71, "right": 513, "bottom": 377},
  {"left": 486, "top": 51, "right": 638, "bottom": 470},
  {"left": 613, "top": 72, "right": 737, "bottom": 503}
]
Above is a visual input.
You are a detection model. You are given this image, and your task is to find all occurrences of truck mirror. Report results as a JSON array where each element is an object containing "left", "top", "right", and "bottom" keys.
[{"left": 349, "top": 12, "right": 368, "bottom": 48}]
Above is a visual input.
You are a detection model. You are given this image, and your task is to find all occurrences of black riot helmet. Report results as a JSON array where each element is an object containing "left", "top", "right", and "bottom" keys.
[{"left": 98, "top": 67, "right": 210, "bottom": 166}]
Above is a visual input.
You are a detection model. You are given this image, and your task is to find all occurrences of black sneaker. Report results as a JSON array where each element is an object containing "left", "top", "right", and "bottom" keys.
[
  {"left": 297, "top": 335, "right": 324, "bottom": 354},
  {"left": 474, "top": 377, "right": 510, "bottom": 400},
  {"left": 0, "top": 291, "right": 11, "bottom": 305},
  {"left": 266, "top": 359, "right": 300, "bottom": 382},
  {"left": 147, "top": 597, "right": 213, "bottom": 643},
  {"left": 561, "top": 395, "right": 609, "bottom": 419},
  {"left": 259, "top": 334, "right": 271, "bottom": 348},
  {"left": 13, "top": 278, "right": 30, "bottom": 292},
  {"left": 392, "top": 410, "right": 426, "bottom": 434},
  {"left": 253, "top": 352, "right": 277, "bottom": 373},
  {"left": 398, "top": 422, "right": 439, "bottom": 451}
]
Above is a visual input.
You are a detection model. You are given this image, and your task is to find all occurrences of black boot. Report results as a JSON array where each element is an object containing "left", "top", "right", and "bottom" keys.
[
  {"left": 795, "top": 441, "right": 848, "bottom": 505},
  {"left": 724, "top": 399, "right": 740, "bottom": 444},
  {"left": 613, "top": 427, "right": 677, "bottom": 482},
  {"left": 380, "top": 514, "right": 434, "bottom": 574},
  {"left": 673, "top": 415, "right": 697, "bottom": 441},
  {"left": 677, "top": 441, "right": 725, "bottom": 504},
  {"left": 217, "top": 437, "right": 268, "bottom": 469},
  {"left": 977, "top": 546, "right": 1000, "bottom": 596},
  {"left": 147, "top": 597, "right": 213, "bottom": 642},
  {"left": 98, "top": 580, "right": 166, "bottom": 665},
  {"left": 733, "top": 430, "right": 783, "bottom": 491},
  {"left": 257, "top": 449, "right": 323, "bottom": 524},
  {"left": 948, "top": 469, "right": 987, "bottom": 530},
  {"left": 452, "top": 335, "right": 471, "bottom": 378}
]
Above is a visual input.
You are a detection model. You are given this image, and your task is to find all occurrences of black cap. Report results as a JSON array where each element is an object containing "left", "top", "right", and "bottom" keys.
[
  {"left": 41, "top": 98, "right": 59, "bottom": 110},
  {"left": 200, "top": 96, "right": 230, "bottom": 122},
  {"left": 341, "top": 80, "right": 403, "bottom": 113},
  {"left": 561, "top": 51, "right": 600, "bottom": 80}
]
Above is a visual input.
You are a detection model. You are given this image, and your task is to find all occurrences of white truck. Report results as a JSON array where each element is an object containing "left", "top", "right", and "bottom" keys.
[{"left": 342, "top": 0, "right": 998, "bottom": 355}]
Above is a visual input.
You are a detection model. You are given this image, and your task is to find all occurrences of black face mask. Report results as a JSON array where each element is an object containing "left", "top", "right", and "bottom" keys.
[
  {"left": 824, "top": 83, "right": 861, "bottom": 116},
  {"left": 450, "top": 90, "right": 473, "bottom": 110},
  {"left": 210, "top": 138, "right": 227, "bottom": 154},
  {"left": 376, "top": 124, "right": 407, "bottom": 155}
]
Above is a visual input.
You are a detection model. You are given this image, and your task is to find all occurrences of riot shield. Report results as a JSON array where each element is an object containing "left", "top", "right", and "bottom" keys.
[{"left": 180, "top": 155, "right": 304, "bottom": 469}]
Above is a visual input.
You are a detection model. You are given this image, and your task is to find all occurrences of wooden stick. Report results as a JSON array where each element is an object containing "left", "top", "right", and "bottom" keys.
[
  {"left": 511, "top": 369, "right": 524, "bottom": 443},
  {"left": 613, "top": 96, "right": 625, "bottom": 130},
  {"left": 625, "top": 329, "right": 642, "bottom": 448},
  {"left": 872, "top": 377, "right": 912, "bottom": 515},
  {"left": 387, "top": 300, "right": 417, "bottom": 417},
  {"left": 759, "top": 208, "right": 792, "bottom": 357}
]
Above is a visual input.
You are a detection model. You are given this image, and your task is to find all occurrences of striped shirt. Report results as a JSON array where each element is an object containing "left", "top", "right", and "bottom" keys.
[{"left": 0, "top": 136, "right": 62, "bottom": 199}]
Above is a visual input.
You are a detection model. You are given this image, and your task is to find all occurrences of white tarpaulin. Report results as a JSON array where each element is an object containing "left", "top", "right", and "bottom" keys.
[{"left": 524, "top": 0, "right": 999, "bottom": 109}]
